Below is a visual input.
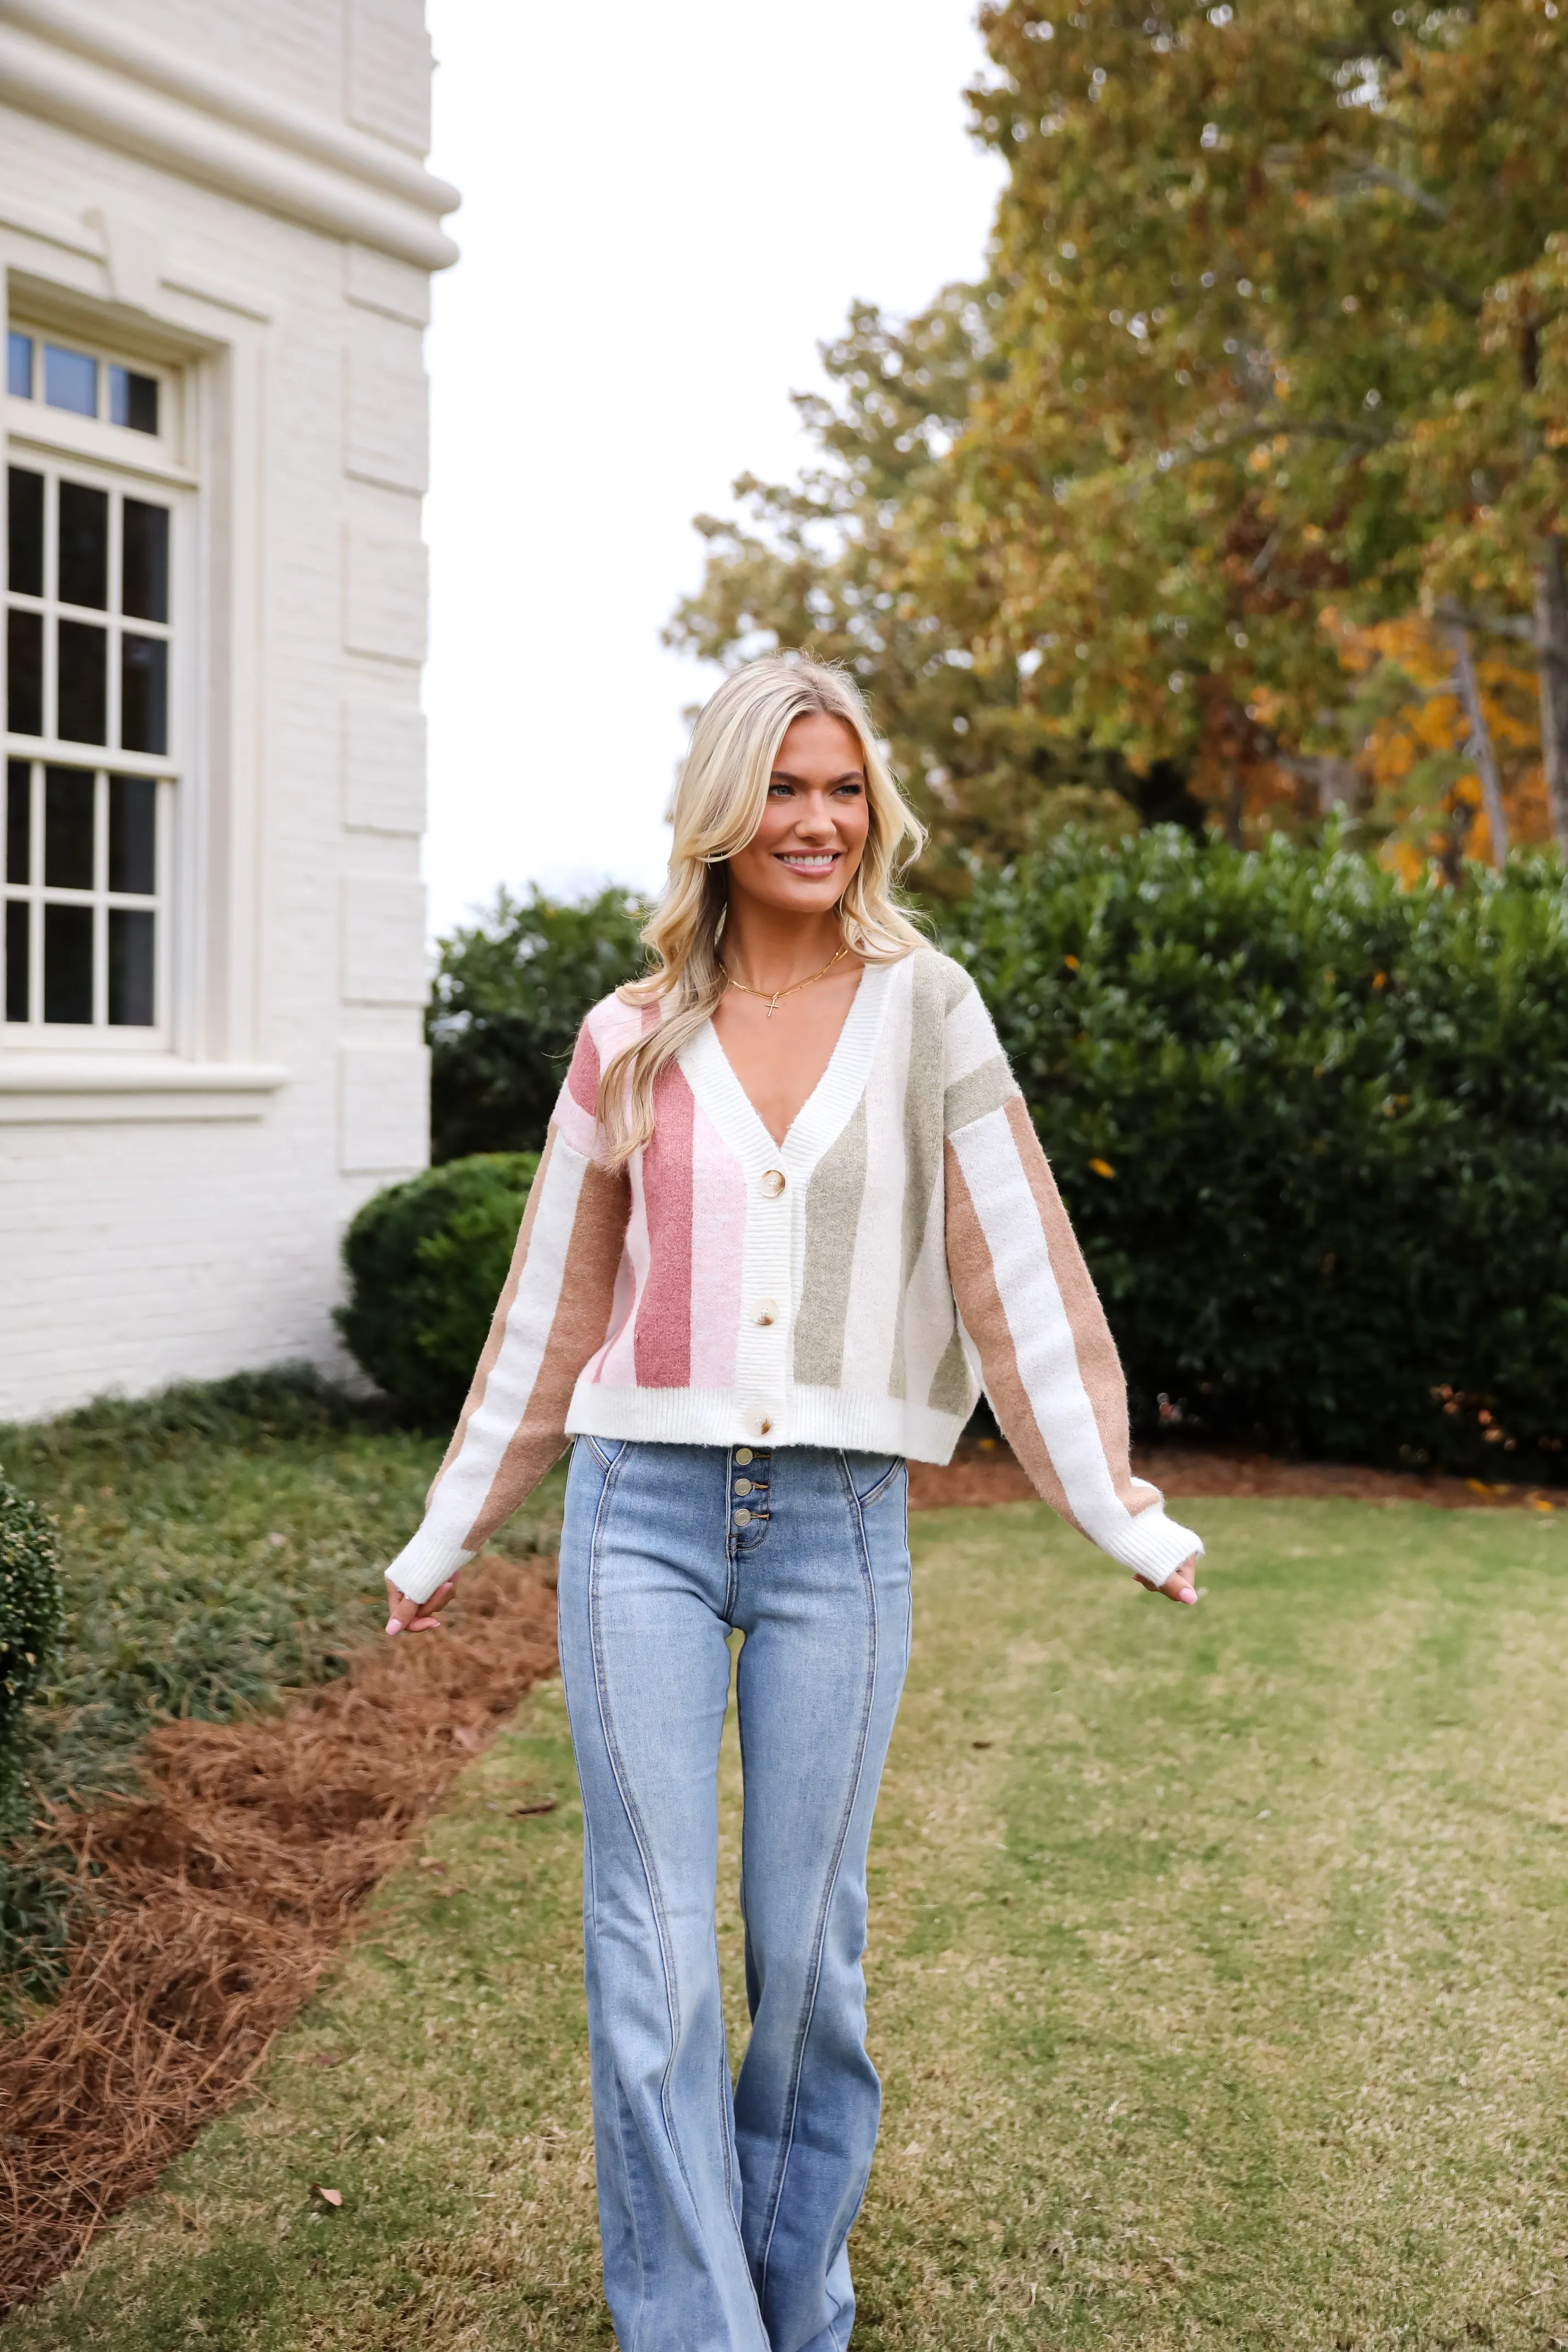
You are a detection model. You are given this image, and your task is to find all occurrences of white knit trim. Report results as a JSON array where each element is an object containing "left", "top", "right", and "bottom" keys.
[
  {"left": 566, "top": 1378, "right": 967, "bottom": 1464},
  {"left": 385, "top": 1521, "right": 477, "bottom": 1609},
  {"left": 1108, "top": 1497, "right": 1204, "bottom": 1587}
]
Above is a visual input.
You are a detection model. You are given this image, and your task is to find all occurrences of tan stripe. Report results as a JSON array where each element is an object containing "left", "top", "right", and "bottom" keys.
[
  {"left": 460, "top": 1156, "right": 631, "bottom": 1551},
  {"left": 426, "top": 1131, "right": 559, "bottom": 1509},
  {"left": 943, "top": 1139, "right": 1080, "bottom": 1530},
  {"left": 1000, "top": 1095, "right": 1153, "bottom": 1521}
]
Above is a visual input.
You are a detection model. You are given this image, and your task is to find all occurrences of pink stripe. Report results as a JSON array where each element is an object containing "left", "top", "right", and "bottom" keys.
[
  {"left": 582, "top": 1251, "right": 637, "bottom": 1386},
  {"left": 565, "top": 1022, "right": 601, "bottom": 1115},
  {"left": 688, "top": 1102, "right": 745, "bottom": 1386},
  {"left": 633, "top": 1062, "right": 695, "bottom": 1386},
  {"left": 586, "top": 1003, "right": 660, "bottom": 1386},
  {"left": 595, "top": 1189, "right": 646, "bottom": 1386}
]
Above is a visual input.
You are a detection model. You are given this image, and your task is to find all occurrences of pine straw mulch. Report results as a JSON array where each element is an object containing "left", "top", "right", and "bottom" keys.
[
  {"left": 909, "top": 1440, "right": 1564, "bottom": 1512},
  {"left": 0, "top": 1555, "right": 558, "bottom": 2315}
]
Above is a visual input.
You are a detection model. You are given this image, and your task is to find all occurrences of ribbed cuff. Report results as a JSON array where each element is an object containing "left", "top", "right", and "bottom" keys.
[
  {"left": 384, "top": 1519, "right": 476, "bottom": 1608},
  {"left": 1108, "top": 1499, "right": 1203, "bottom": 1590}
]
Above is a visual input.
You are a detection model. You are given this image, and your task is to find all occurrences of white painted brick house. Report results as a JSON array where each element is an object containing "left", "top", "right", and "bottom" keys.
[{"left": 0, "top": 0, "right": 455, "bottom": 1418}]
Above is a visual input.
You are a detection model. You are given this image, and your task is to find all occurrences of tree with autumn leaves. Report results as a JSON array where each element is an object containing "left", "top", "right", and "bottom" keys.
[{"left": 671, "top": 0, "right": 1568, "bottom": 874}]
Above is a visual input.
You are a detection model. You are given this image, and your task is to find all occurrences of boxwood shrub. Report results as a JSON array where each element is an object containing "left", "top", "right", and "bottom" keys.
[
  {"left": 942, "top": 830, "right": 1568, "bottom": 1481},
  {"left": 337, "top": 1153, "right": 538, "bottom": 1424},
  {"left": 428, "top": 885, "right": 647, "bottom": 1163},
  {"left": 0, "top": 1470, "right": 64, "bottom": 1829}
]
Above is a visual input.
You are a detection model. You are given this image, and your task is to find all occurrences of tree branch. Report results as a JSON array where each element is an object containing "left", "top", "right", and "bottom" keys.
[
  {"left": 1333, "top": 159, "right": 1449, "bottom": 220},
  {"left": 1444, "top": 621, "right": 1509, "bottom": 865},
  {"left": 1431, "top": 601, "right": 1535, "bottom": 646}
]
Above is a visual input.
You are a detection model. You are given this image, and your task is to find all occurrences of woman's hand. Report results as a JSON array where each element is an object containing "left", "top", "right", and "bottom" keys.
[
  {"left": 1136, "top": 1555, "right": 1201, "bottom": 1607},
  {"left": 385, "top": 1573, "right": 459, "bottom": 1636}
]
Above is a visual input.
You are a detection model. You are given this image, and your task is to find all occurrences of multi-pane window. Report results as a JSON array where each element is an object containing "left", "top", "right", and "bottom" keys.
[
  {"left": 5, "top": 328, "right": 179, "bottom": 1037},
  {"left": 4, "top": 763, "right": 163, "bottom": 1026},
  {"left": 8, "top": 330, "right": 161, "bottom": 437}
]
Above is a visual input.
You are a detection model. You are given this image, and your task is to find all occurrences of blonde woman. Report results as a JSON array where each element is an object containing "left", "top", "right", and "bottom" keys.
[{"left": 383, "top": 657, "right": 1201, "bottom": 2352}]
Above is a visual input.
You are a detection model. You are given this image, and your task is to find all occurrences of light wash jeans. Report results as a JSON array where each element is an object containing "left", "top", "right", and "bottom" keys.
[{"left": 557, "top": 1437, "right": 913, "bottom": 2352}]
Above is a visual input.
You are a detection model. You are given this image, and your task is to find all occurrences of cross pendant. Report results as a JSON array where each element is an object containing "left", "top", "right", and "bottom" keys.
[{"left": 766, "top": 994, "right": 780, "bottom": 1018}]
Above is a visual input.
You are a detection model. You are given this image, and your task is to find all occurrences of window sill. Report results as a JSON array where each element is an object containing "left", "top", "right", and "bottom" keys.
[{"left": 0, "top": 1056, "right": 288, "bottom": 1123}]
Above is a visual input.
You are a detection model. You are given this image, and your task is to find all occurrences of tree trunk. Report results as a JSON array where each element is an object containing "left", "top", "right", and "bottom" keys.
[
  {"left": 1444, "top": 623, "right": 1508, "bottom": 867},
  {"left": 1533, "top": 535, "right": 1568, "bottom": 852},
  {"left": 1277, "top": 753, "right": 1363, "bottom": 818}
]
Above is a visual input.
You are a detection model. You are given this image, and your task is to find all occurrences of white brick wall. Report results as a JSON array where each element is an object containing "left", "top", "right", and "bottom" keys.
[
  {"left": 0, "top": 0, "right": 452, "bottom": 1420},
  {"left": 347, "top": 0, "right": 433, "bottom": 156}
]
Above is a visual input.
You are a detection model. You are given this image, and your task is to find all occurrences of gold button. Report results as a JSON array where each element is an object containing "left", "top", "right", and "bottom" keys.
[
  {"left": 734, "top": 1478, "right": 752, "bottom": 1496},
  {"left": 733, "top": 1508, "right": 752, "bottom": 1527},
  {"left": 760, "top": 1169, "right": 786, "bottom": 1200},
  {"left": 735, "top": 1446, "right": 753, "bottom": 1465},
  {"left": 752, "top": 1298, "right": 779, "bottom": 1327}
]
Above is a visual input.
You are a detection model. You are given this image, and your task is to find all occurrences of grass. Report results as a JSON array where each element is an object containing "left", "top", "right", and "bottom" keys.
[
  {"left": 6, "top": 1492, "right": 1568, "bottom": 2349},
  {"left": 0, "top": 1371, "right": 564, "bottom": 2003}
]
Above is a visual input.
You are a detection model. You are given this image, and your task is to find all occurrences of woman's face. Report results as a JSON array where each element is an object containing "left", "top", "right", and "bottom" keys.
[{"left": 726, "top": 713, "right": 871, "bottom": 917}]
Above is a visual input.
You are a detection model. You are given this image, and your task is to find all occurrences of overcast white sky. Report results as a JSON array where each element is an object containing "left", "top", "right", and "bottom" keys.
[{"left": 420, "top": 0, "right": 1005, "bottom": 936}]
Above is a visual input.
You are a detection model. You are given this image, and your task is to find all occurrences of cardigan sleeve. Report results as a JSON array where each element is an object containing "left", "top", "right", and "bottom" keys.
[
  {"left": 384, "top": 1035, "right": 631, "bottom": 1607},
  {"left": 940, "top": 977, "right": 1202, "bottom": 1590}
]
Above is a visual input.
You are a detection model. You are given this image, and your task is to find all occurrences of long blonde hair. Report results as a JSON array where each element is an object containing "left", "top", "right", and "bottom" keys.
[{"left": 598, "top": 655, "right": 927, "bottom": 1164}]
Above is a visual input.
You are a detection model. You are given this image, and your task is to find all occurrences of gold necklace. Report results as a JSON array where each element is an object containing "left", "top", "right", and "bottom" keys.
[{"left": 720, "top": 941, "right": 852, "bottom": 1019}]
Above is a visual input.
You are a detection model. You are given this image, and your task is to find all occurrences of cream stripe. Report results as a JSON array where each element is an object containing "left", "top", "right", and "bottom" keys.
[
  {"left": 942, "top": 982, "right": 1001, "bottom": 1086},
  {"left": 417, "top": 1137, "right": 590, "bottom": 1545},
  {"left": 903, "top": 1156, "right": 965, "bottom": 1411},
  {"left": 949, "top": 1108, "right": 1193, "bottom": 1569}
]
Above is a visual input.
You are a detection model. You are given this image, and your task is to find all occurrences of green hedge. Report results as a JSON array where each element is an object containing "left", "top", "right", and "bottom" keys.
[
  {"left": 337, "top": 1154, "right": 539, "bottom": 1423},
  {"left": 428, "top": 885, "right": 646, "bottom": 1163},
  {"left": 0, "top": 1469, "right": 64, "bottom": 1830},
  {"left": 942, "top": 829, "right": 1568, "bottom": 1480}
]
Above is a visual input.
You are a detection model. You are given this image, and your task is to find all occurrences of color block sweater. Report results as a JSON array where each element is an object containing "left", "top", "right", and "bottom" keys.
[{"left": 386, "top": 949, "right": 1202, "bottom": 1606}]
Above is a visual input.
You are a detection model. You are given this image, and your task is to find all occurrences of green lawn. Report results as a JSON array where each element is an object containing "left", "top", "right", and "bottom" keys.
[
  {"left": 8, "top": 1495, "right": 1568, "bottom": 2349},
  {"left": 0, "top": 1375, "right": 562, "bottom": 2004}
]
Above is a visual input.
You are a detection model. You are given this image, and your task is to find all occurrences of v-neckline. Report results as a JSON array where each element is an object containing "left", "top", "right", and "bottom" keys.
[
  {"left": 707, "top": 963, "right": 865, "bottom": 1151},
  {"left": 678, "top": 957, "right": 898, "bottom": 1176}
]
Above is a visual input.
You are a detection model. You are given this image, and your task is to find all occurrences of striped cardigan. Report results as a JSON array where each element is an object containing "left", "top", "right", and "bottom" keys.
[{"left": 386, "top": 949, "right": 1202, "bottom": 1605}]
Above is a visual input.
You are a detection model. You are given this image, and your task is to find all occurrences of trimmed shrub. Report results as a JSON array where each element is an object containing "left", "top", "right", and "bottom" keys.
[
  {"left": 0, "top": 1471, "right": 64, "bottom": 1828},
  {"left": 428, "top": 885, "right": 646, "bottom": 1162},
  {"left": 337, "top": 1154, "right": 539, "bottom": 1423},
  {"left": 942, "top": 829, "right": 1568, "bottom": 1480}
]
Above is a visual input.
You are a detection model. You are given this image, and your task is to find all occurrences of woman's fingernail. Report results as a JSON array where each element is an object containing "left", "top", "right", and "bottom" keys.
[
  {"left": 1180, "top": 1588, "right": 1198, "bottom": 1604},
  {"left": 386, "top": 1616, "right": 401, "bottom": 1635}
]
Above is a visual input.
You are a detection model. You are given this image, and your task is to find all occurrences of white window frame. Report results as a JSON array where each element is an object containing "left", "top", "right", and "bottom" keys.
[{"left": 4, "top": 320, "right": 195, "bottom": 1056}]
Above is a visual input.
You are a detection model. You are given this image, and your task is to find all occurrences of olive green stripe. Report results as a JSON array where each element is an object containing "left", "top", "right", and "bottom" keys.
[
  {"left": 793, "top": 1098, "right": 868, "bottom": 1388},
  {"left": 943, "top": 1056, "right": 1017, "bottom": 1137},
  {"left": 929, "top": 1320, "right": 972, "bottom": 1416},
  {"left": 891, "top": 957, "right": 962, "bottom": 1400}
]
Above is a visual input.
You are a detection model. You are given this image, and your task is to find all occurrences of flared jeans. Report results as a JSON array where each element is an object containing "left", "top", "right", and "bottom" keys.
[{"left": 557, "top": 1437, "right": 913, "bottom": 2352}]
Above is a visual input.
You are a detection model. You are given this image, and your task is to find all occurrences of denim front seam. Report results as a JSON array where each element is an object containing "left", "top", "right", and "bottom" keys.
[
  {"left": 558, "top": 1437, "right": 912, "bottom": 2352},
  {"left": 751, "top": 1450, "right": 879, "bottom": 2305}
]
